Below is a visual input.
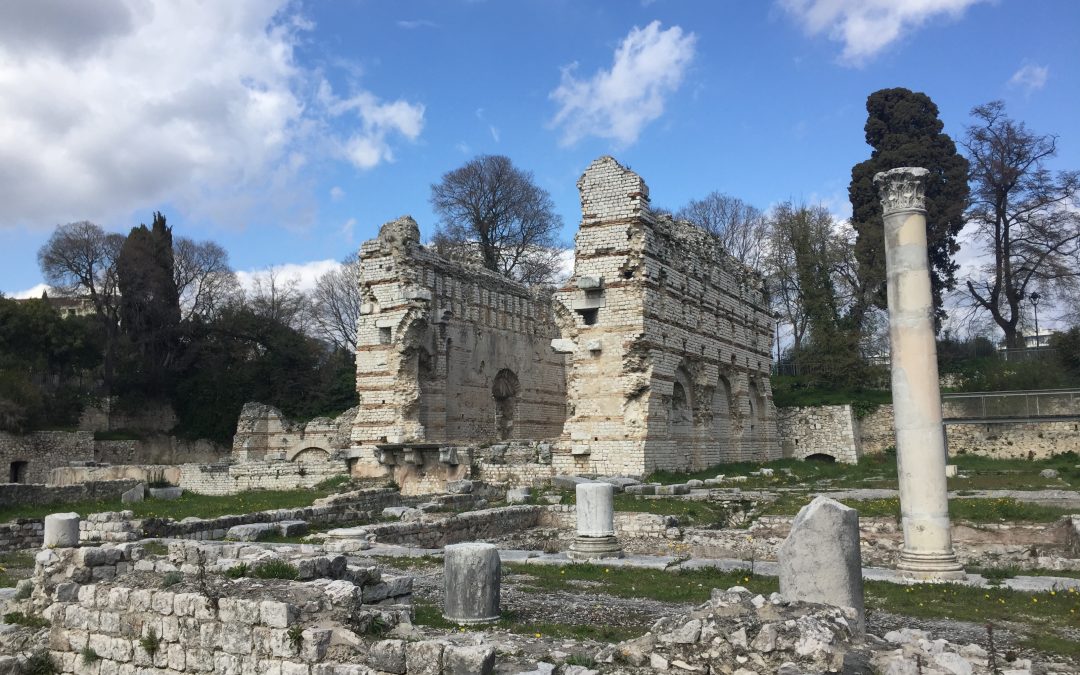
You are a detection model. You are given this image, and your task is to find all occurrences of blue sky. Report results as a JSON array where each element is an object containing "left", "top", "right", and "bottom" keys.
[{"left": 1, "top": 0, "right": 1078, "bottom": 304}]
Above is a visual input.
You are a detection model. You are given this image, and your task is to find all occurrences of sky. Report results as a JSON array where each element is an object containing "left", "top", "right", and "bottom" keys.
[{"left": 1, "top": 0, "right": 1078, "bottom": 332}]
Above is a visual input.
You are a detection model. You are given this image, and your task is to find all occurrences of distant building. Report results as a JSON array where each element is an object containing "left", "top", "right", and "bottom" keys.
[{"left": 16, "top": 294, "right": 99, "bottom": 318}]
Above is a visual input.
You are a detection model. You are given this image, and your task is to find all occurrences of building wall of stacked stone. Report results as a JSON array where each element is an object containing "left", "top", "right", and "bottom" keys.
[
  {"left": 231, "top": 402, "right": 357, "bottom": 463},
  {"left": 177, "top": 458, "right": 348, "bottom": 495},
  {"left": 351, "top": 156, "right": 780, "bottom": 480},
  {"left": 0, "top": 431, "right": 95, "bottom": 484},
  {"left": 352, "top": 215, "right": 567, "bottom": 466},
  {"left": 776, "top": 405, "right": 861, "bottom": 464},
  {"left": 0, "top": 519, "right": 43, "bottom": 552}
]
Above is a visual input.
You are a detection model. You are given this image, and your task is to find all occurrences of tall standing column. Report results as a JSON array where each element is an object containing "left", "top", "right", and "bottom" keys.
[{"left": 875, "top": 167, "right": 963, "bottom": 579}]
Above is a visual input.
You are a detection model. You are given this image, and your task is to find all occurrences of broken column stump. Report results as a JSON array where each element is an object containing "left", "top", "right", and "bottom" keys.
[
  {"left": 443, "top": 542, "right": 501, "bottom": 624},
  {"left": 778, "top": 496, "right": 865, "bottom": 632},
  {"left": 43, "top": 512, "right": 80, "bottom": 548}
]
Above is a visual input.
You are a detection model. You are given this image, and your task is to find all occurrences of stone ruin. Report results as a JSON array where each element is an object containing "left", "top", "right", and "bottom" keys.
[{"left": 350, "top": 156, "right": 781, "bottom": 490}]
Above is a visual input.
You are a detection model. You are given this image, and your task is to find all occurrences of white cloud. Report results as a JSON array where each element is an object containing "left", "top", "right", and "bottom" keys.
[
  {"left": 549, "top": 21, "right": 696, "bottom": 147},
  {"left": 489, "top": 126, "right": 501, "bottom": 143},
  {"left": 319, "top": 85, "right": 425, "bottom": 170},
  {"left": 7, "top": 283, "right": 51, "bottom": 299},
  {"left": 779, "top": 0, "right": 985, "bottom": 65},
  {"left": 236, "top": 259, "right": 340, "bottom": 293},
  {"left": 1008, "top": 64, "right": 1049, "bottom": 93},
  {"left": 329, "top": 186, "right": 345, "bottom": 201},
  {"left": 0, "top": 2, "right": 424, "bottom": 230},
  {"left": 340, "top": 217, "right": 357, "bottom": 242}
]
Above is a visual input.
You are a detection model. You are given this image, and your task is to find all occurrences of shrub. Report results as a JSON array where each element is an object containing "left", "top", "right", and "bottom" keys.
[
  {"left": 140, "top": 628, "right": 161, "bottom": 658},
  {"left": 80, "top": 646, "right": 101, "bottom": 664},
  {"left": 251, "top": 560, "right": 299, "bottom": 580},
  {"left": 18, "top": 650, "right": 59, "bottom": 675},
  {"left": 224, "top": 563, "right": 249, "bottom": 579},
  {"left": 287, "top": 625, "right": 304, "bottom": 651},
  {"left": 161, "top": 571, "right": 183, "bottom": 588}
]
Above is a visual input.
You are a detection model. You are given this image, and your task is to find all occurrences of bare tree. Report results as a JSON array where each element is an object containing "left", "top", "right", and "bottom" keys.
[
  {"left": 38, "top": 221, "right": 125, "bottom": 386},
  {"left": 245, "top": 268, "right": 311, "bottom": 332},
  {"left": 311, "top": 253, "right": 362, "bottom": 351},
  {"left": 962, "top": 101, "right": 1080, "bottom": 348},
  {"left": 430, "top": 155, "right": 564, "bottom": 285},
  {"left": 676, "top": 192, "right": 769, "bottom": 272},
  {"left": 173, "top": 237, "right": 238, "bottom": 321}
]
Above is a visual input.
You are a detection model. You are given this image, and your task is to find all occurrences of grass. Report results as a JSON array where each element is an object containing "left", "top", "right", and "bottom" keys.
[
  {"left": 3, "top": 611, "right": 50, "bottom": 628},
  {"left": 758, "top": 494, "right": 1075, "bottom": 524},
  {"left": 249, "top": 560, "right": 299, "bottom": 580},
  {"left": 141, "top": 541, "right": 169, "bottom": 556},
  {"left": 0, "top": 550, "right": 36, "bottom": 588},
  {"left": 504, "top": 562, "right": 777, "bottom": 603},
  {"left": 412, "top": 600, "right": 643, "bottom": 643},
  {"left": 0, "top": 478, "right": 365, "bottom": 523},
  {"left": 612, "top": 494, "right": 741, "bottom": 528},
  {"left": 770, "top": 375, "right": 892, "bottom": 412},
  {"left": 864, "top": 581, "right": 1080, "bottom": 657}
]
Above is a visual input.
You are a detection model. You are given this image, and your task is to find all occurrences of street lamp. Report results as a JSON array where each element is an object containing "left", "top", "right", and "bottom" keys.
[{"left": 1030, "top": 291, "right": 1041, "bottom": 348}]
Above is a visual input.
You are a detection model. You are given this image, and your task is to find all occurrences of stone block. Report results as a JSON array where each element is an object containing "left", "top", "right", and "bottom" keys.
[
  {"left": 447, "top": 479, "right": 473, "bottom": 494},
  {"left": 44, "top": 513, "right": 80, "bottom": 548},
  {"left": 550, "top": 338, "right": 576, "bottom": 354},
  {"left": 368, "top": 639, "right": 406, "bottom": 674},
  {"left": 945, "top": 464, "right": 958, "bottom": 478},
  {"left": 149, "top": 487, "right": 183, "bottom": 500},
  {"left": 122, "top": 483, "right": 145, "bottom": 504},
  {"left": 443, "top": 644, "right": 496, "bottom": 675},
  {"left": 777, "top": 496, "right": 865, "bottom": 632},
  {"left": 405, "top": 640, "right": 444, "bottom": 675},
  {"left": 506, "top": 487, "right": 532, "bottom": 504},
  {"left": 552, "top": 476, "right": 594, "bottom": 490},
  {"left": 595, "top": 476, "right": 640, "bottom": 492},
  {"left": 277, "top": 520, "right": 309, "bottom": 537},
  {"left": 225, "top": 523, "right": 276, "bottom": 542},
  {"left": 655, "top": 484, "right": 689, "bottom": 496}
]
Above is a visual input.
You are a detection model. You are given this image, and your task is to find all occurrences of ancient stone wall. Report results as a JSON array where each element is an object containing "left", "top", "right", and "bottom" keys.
[
  {"left": 50, "top": 464, "right": 184, "bottom": 487},
  {"left": 353, "top": 216, "right": 567, "bottom": 466},
  {"left": 77, "top": 396, "right": 178, "bottom": 433},
  {"left": 0, "top": 519, "right": 43, "bottom": 553},
  {"left": 0, "top": 431, "right": 95, "bottom": 484},
  {"left": 0, "top": 479, "right": 139, "bottom": 509},
  {"left": 94, "top": 436, "right": 226, "bottom": 465},
  {"left": 856, "top": 405, "right": 895, "bottom": 455},
  {"left": 776, "top": 405, "right": 861, "bottom": 464},
  {"left": 553, "top": 157, "right": 779, "bottom": 476},
  {"left": 349, "top": 157, "right": 779, "bottom": 480},
  {"left": 326, "top": 505, "right": 543, "bottom": 549},
  {"left": 178, "top": 458, "right": 348, "bottom": 496},
  {"left": 231, "top": 402, "right": 357, "bottom": 463}
]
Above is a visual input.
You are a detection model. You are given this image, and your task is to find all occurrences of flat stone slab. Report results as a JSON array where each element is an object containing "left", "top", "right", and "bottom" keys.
[
  {"left": 497, "top": 550, "right": 543, "bottom": 563},
  {"left": 121, "top": 484, "right": 145, "bottom": 504},
  {"left": 506, "top": 487, "right": 532, "bottom": 504},
  {"left": 324, "top": 526, "right": 371, "bottom": 539},
  {"left": 148, "top": 487, "right": 182, "bottom": 500},
  {"left": 277, "top": 520, "right": 308, "bottom": 537},
  {"left": 551, "top": 475, "right": 595, "bottom": 490},
  {"left": 655, "top": 484, "right": 689, "bottom": 496},
  {"left": 625, "top": 484, "right": 657, "bottom": 496},
  {"left": 594, "top": 476, "right": 641, "bottom": 492},
  {"left": 383, "top": 506, "right": 422, "bottom": 519},
  {"left": 225, "top": 523, "right": 277, "bottom": 542},
  {"left": 364, "top": 545, "right": 444, "bottom": 558}
]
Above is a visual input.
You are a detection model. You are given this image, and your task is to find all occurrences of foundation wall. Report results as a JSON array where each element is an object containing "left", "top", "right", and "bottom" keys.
[{"left": 776, "top": 405, "right": 861, "bottom": 463}]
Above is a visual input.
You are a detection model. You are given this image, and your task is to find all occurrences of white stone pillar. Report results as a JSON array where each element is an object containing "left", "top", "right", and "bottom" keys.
[
  {"left": 875, "top": 167, "right": 963, "bottom": 579},
  {"left": 443, "top": 542, "right": 500, "bottom": 624},
  {"left": 568, "top": 482, "right": 623, "bottom": 560},
  {"left": 43, "top": 512, "right": 80, "bottom": 548}
]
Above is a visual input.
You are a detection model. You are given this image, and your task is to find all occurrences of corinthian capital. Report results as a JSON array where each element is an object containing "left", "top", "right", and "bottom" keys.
[{"left": 874, "top": 167, "right": 929, "bottom": 216}]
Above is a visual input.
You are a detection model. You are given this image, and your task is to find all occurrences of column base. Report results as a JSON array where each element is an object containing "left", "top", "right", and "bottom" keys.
[
  {"left": 897, "top": 550, "right": 965, "bottom": 581},
  {"left": 442, "top": 613, "right": 500, "bottom": 626},
  {"left": 567, "top": 535, "right": 624, "bottom": 561}
]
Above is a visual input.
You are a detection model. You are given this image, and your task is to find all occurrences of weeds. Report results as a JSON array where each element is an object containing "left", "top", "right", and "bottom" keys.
[
  {"left": 3, "top": 611, "right": 49, "bottom": 628},
  {"left": 225, "top": 563, "right": 249, "bottom": 579},
  {"left": 161, "top": 571, "right": 183, "bottom": 588},
  {"left": 80, "top": 647, "right": 101, "bottom": 664},
  {"left": 251, "top": 560, "right": 299, "bottom": 580},
  {"left": 140, "top": 628, "right": 161, "bottom": 658},
  {"left": 287, "top": 625, "right": 304, "bottom": 651},
  {"left": 18, "top": 650, "right": 59, "bottom": 675}
]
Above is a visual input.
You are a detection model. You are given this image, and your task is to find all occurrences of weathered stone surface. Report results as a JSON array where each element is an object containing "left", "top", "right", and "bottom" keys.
[
  {"left": 442, "top": 644, "right": 496, "bottom": 675},
  {"left": 552, "top": 475, "right": 594, "bottom": 490},
  {"left": 405, "top": 640, "right": 444, "bottom": 675},
  {"left": 447, "top": 479, "right": 474, "bottom": 494},
  {"left": 778, "top": 496, "right": 865, "bottom": 632},
  {"left": 1040, "top": 468, "right": 1059, "bottom": 479},
  {"left": 43, "top": 512, "right": 80, "bottom": 548},
  {"left": 443, "top": 542, "right": 500, "bottom": 624},
  {"left": 225, "top": 523, "right": 276, "bottom": 542},
  {"left": 277, "top": 520, "right": 309, "bottom": 537},
  {"left": 506, "top": 487, "right": 532, "bottom": 504},
  {"left": 121, "top": 483, "right": 145, "bottom": 504},
  {"left": 148, "top": 486, "right": 182, "bottom": 500},
  {"left": 575, "top": 483, "right": 615, "bottom": 537},
  {"left": 369, "top": 639, "right": 406, "bottom": 674}
]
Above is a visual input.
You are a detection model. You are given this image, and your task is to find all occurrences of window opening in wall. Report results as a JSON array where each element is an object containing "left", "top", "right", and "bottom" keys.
[
  {"left": 378, "top": 327, "right": 392, "bottom": 344},
  {"left": 9, "top": 461, "right": 28, "bottom": 483},
  {"left": 581, "top": 309, "right": 598, "bottom": 325}
]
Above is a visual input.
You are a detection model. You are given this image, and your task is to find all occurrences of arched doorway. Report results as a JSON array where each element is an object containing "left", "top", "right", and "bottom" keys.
[{"left": 492, "top": 369, "right": 520, "bottom": 440}]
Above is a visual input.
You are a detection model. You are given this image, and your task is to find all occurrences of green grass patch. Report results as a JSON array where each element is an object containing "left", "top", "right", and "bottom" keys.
[
  {"left": 0, "top": 550, "right": 36, "bottom": 588},
  {"left": 412, "top": 601, "right": 643, "bottom": 643},
  {"left": 250, "top": 560, "right": 299, "bottom": 580},
  {"left": 612, "top": 494, "right": 740, "bottom": 527},
  {"left": 865, "top": 580, "right": 1080, "bottom": 653},
  {"left": 951, "top": 497, "right": 1075, "bottom": 523},
  {"left": 375, "top": 555, "right": 445, "bottom": 572},
  {"left": 504, "top": 562, "right": 777, "bottom": 603},
  {"left": 141, "top": 541, "right": 169, "bottom": 556},
  {"left": 770, "top": 375, "right": 891, "bottom": 414},
  {"left": 0, "top": 482, "right": 356, "bottom": 523},
  {"left": 3, "top": 611, "right": 50, "bottom": 628}
]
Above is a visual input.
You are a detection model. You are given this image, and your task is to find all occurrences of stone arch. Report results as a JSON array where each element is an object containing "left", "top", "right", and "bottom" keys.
[
  {"left": 669, "top": 366, "right": 694, "bottom": 442},
  {"left": 492, "top": 368, "right": 520, "bottom": 440},
  {"left": 290, "top": 447, "right": 331, "bottom": 463},
  {"left": 804, "top": 452, "right": 837, "bottom": 463},
  {"left": 712, "top": 375, "right": 733, "bottom": 449}
]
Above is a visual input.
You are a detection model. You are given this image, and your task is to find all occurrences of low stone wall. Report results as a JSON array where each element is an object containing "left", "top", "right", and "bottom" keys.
[
  {"left": 472, "top": 440, "right": 556, "bottom": 487},
  {"left": 946, "top": 420, "right": 1080, "bottom": 459},
  {"left": 140, "top": 488, "right": 401, "bottom": 540},
  {"left": 856, "top": 406, "right": 895, "bottom": 455},
  {"left": 333, "top": 505, "right": 543, "bottom": 549},
  {"left": 94, "top": 435, "right": 226, "bottom": 465},
  {"left": 538, "top": 506, "right": 675, "bottom": 540},
  {"left": 0, "top": 430, "right": 94, "bottom": 484},
  {"left": 776, "top": 406, "right": 860, "bottom": 463},
  {"left": 0, "top": 479, "right": 139, "bottom": 509},
  {"left": 178, "top": 459, "right": 349, "bottom": 495},
  {"left": 0, "top": 519, "right": 43, "bottom": 552},
  {"left": 50, "top": 465, "right": 183, "bottom": 487}
]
